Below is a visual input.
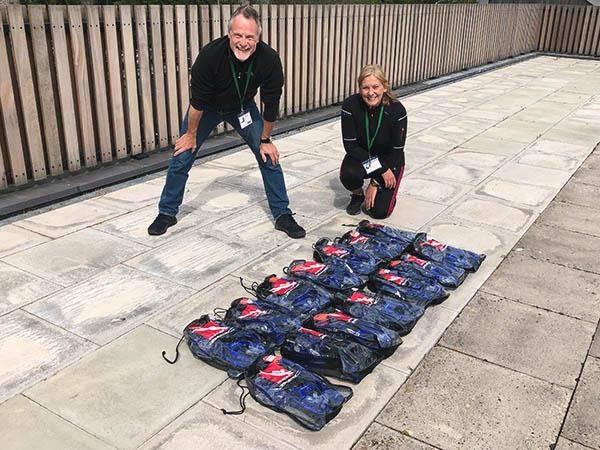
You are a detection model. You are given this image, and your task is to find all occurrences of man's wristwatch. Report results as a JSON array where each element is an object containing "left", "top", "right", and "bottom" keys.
[{"left": 260, "top": 137, "right": 272, "bottom": 144}]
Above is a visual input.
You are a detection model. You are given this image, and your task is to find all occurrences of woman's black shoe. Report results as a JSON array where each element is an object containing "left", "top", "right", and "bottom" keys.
[
  {"left": 275, "top": 213, "right": 306, "bottom": 239},
  {"left": 148, "top": 214, "right": 177, "bottom": 236},
  {"left": 346, "top": 194, "right": 365, "bottom": 215}
]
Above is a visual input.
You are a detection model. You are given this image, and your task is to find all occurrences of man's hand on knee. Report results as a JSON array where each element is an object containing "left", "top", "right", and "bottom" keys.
[
  {"left": 173, "top": 132, "right": 197, "bottom": 157},
  {"left": 260, "top": 142, "right": 280, "bottom": 165}
]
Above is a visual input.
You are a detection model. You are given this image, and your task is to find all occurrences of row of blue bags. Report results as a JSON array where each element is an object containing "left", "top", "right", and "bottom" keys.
[{"left": 162, "top": 220, "right": 485, "bottom": 430}]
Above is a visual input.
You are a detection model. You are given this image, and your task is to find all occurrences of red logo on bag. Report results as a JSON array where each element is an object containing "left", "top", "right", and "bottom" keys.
[
  {"left": 365, "top": 223, "right": 383, "bottom": 229},
  {"left": 239, "top": 304, "right": 268, "bottom": 319},
  {"left": 189, "top": 321, "right": 231, "bottom": 342},
  {"left": 406, "top": 255, "right": 429, "bottom": 267},
  {"left": 314, "top": 311, "right": 355, "bottom": 323},
  {"left": 423, "top": 239, "right": 447, "bottom": 251},
  {"left": 299, "top": 327, "right": 326, "bottom": 338},
  {"left": 259, "top": 359, "right": 297, "bottom": 385},
  {"left": 269, "top": 277, "right": 298, "bottom": 295},
  {"left": 291, "top": 261, "right": 326, "bottom": 275},
  {"left": 239, "top": 298, "right": 253, "bottom": 305},
  {"left": 349, "top": 291, "right": 375, "bottom": 305},
  {"left": 380, "top": 269, "right": 408, "bottom": 286},
  {"left": 348, "top": 231, "right": 368, "bottom": 245},
  {"left": 388, "top": 260, "right": 402, "bottom": 268},
  {"left": 322, "top": 246, "right": 348, "bottom": 257}
]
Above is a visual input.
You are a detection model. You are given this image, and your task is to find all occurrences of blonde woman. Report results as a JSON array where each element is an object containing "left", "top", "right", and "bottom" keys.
[{"left": 340, "top": 65, "right": 407, "bottom": 219}]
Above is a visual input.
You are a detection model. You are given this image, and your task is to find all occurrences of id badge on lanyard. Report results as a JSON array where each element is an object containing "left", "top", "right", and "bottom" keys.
[
  {"left": 362, "top": 156, "right": 382, "bottom": 174},
  {"left": 238, "top": 110, "right": 252, "bottom": 129},
  {"left": 229, "top": 57, "right": 254, "bottom": 129},
  {"left": 363, "top": 105, "right": 385, "bottom": 174}
]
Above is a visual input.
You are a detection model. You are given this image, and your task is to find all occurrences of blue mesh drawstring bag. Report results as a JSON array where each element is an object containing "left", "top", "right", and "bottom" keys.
[
  {"left": 338, "top": 230, "right": 408, "bottom": 262},
  {"left": 224, "top": 298, "right": 303, "bottom": 346},
  {"left": 253, "top": 275, "right": 333, "bottom": 320},
  {"left": 412, "top": 234, "right": 486, "bottom": 272},
  {"left": 369, "top": 268, "right": 449, "bottom": 307},
  {"left": 280, "top": 327, "right": 384, "bottom": 383},
  {"left": 242, "top": 355, "right": 353, "bottom": 431},
  {"left": 308, "top": 309, "right": 402, "bottom": 355},
  {"left": 161, "top": 315, "right": 273, "bottom": 379},
  {"left": 284, "top": 259, "right": 364, "bottom": 292},
  {"left": 389, "top": 254, "right": 467, "bottom": 288},
  {"left": 333, "top": 289, "right": 425, "bottom": 335},
  {"left": 313, "top": 237, "right": 381, "bottom": 276}
]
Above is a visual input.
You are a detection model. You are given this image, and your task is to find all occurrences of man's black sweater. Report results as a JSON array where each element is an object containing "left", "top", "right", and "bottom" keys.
[
  {"left": 190, "top": 36, "right": 284, "bottom": 122},
  {"left": 341, "top": 94, "right": 408, "bottom": 171}
]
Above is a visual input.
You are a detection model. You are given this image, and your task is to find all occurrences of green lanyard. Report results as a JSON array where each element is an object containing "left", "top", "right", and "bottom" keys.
[
  {"left": 228, "top": 57, "right": 254, "bottom": 112},
  {"left": 365, "top": 105, "right": 384, "bottom": 152}
]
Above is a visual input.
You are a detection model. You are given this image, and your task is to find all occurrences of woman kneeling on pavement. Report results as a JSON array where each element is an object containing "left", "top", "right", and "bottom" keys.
[{"left": 340, "top": 65, "right": 407, "bottom": 219}]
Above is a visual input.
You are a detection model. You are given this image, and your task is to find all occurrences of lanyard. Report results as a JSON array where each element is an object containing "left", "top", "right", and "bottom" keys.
[
  {"left": 228, "top": 57, "right": 254, "bottom": 111},
  {"left": 365, "top": 105, "right": 384, "bottom": 152}
]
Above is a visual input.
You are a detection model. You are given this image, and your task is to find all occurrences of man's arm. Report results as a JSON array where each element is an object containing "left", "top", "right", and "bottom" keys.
[
  {"left": 259, "top": 119, "right": 279, "bottom": 165},
  {"left": 173, "top": 106, "right": 204, "bottom": 157}
]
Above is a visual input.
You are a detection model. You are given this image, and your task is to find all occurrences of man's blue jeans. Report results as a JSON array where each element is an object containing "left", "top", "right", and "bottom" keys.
[{"left": 158, "top": 102, "right": 292, "bottom": 219}]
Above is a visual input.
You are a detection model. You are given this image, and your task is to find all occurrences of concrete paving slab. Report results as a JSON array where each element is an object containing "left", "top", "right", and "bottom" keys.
[
  {"left": 406, "top": 132, "right": 457, "bottom": 152},
  {"left": 525, "top": 139, "right": 592, "bottom": 160},
  {"left": 571, "top": 167, "right": 600, "bottom": 187},
  {"left": 517, "top": 152, "right": 580, "bottom": 172},
  {"left": 16, "top": 198, "right": 126, "bottom": 238},
  {"left": 353, "top": 422, "right": 436, "bottom": 450},
  {"left": 93, "top": 205, "right": 208, "bottom": 248},
  {"left": 492, "top": 162, "right": 572, "bottom": 188},
  {"left": 25, "top": 265, "right": 195, "bottom": 345},
  {"left": 539, "top": 201, "right": 600, "bottom": 238},
  {"left": 517, "top": 223, "right": 600, "bottom": 275},
  {"left": 554, "top": 437, "right": 592, "bottom": 450},
  {"left": 0, "top": 224, "right": 50, "bottom": 258},
  {"left": 448, "top": 196, "right": 534, "bottom": 233},
  {"left": 478, "top": 120, "right": 547, "bottom": 144},
  {"left": 543, "top": 125, "right": 600, "bottom": 148},
  {"left": 377, "top": 347, "right": 571, "bottom": 450},
  {"left": 278, "top": 151, "right": 341, "bottom": 179},
  {"left": 203, "top": 147, "right": 260, "bottom": 171},
  {"left": 475, "top": 178, "right": 556, "bottom": 208},
  {"left": 440, "top": 292, "right": 595, "bottom": 388},
  {"left": 0, "top": 261, "right": 61, "bottom": 316},
  {"left": 287, "top": 140, "right": 345, "bottom": 160},
  {"left": 511, "top": 101, "right": 575, "bottom": 125},
  {"left": 286, "top": 181, "right": 348, "bottom": 221},
  {"left": 590, "top": 325, "right": 600, "bottom": 359},
  {"left": 460, "top": 135, "right": 528, "bottom": 156},
  {"left": 461, "top": 107, "right": 513, "bottom": 122},
  {"left": 125, "top": 230, "right": 261, "bottom": 291},
  {"left": 217, "top": 165, "right": 311, "bottom": 192},
  {"left": 25, "top": 325, "right": 228, "bottom": 450},
  {"left": 182, "top": 163, "right": 242, "bottom": 186},
  {"left": 233, "top": 238, "right": 316, "bottom": 282},
  {"left": 404, "top": 146, "right": 449, "bottom": 174},
  {"left": 0, "top": 310, "right": 95, "bottom": 403},
  {"left": 382, "top": 305, "right": 458, "bottom": 374},
  {"left": 94, "top": 182, "right": 165, "bottom": 212},
  {"left": 139, "top": 401, "right": 295, "bottom": 450},
  {"left": 384, "top": 196, "right": 447, "bottom": 231},
  {"left": 418, "top": 159, "right": 496, "bottom": 185},
  {"left": 2, "top": 228, "right": 148, "bottom": 287},
  {"left": 581, "top": 153, "right": 600, "bottom": 171},
  {"left": 305, "top": 212, "right": 365, "bottom": 239},
  {"left": 482, "top": 253, "right": 600, "bottom": 323},
  {"left": 181, "top": 180, "right": 265, "bottom": 218},
  {"left": 562, "top": 357, "right": 600, "bottom": 449},
  {"left": 0, "top": 395, "right": 113, "bottom": 450},
  {"left": 556, "top": 180, "right": 600, "bottom": 210},
  {"left": 147, "top": 275, "right": 245, "bottom": 338},
  {"left": 398, "top": 176, "right": 471, "bottom": 205},
  {"left": 545, "top": 91, "right": 592, "bottom": 105},
  {"left": 444, "top": 149, "right": 508, "bottom": 167},
  {"left": 203, "top": 365, "right": 408, "bottom": 450}
]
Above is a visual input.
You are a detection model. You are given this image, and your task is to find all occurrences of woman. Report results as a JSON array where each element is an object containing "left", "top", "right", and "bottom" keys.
[{"left": 340, "top": 65, "right": 407, "bottom": 219}]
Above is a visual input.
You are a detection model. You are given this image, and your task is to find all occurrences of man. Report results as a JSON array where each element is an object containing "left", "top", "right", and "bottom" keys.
[{"left": 148, "top": 4, "right": 305, "bottom": 239}]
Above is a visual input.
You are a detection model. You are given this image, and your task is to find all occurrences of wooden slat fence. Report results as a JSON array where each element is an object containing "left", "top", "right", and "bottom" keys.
[
  {"left": 539, "top": 5, "right": 600, "bottom": 55},
  {"left": 0, "top": 3, "right": 545, "bottom": 192}
]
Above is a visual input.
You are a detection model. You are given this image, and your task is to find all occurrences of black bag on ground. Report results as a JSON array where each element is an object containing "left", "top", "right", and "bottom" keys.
[
  {"left": 313, "top": 238, "right": 381, "bottom": 276},
  {"left": 369, "top": 268, "right": 449, "bottom": 307},
  {"left": 280, "top": 326, "right": 384, "bottom": 383},
  {"left": 389, "top": 254, "right": 467, "bottom": 288},
  {"left": 338, "top": 230, "right": 408, "bottom": 262},
  {"left": 284, "top": 259, "right": 364, "bottom": 292},
  {"left": 412, "top": 234, "right": 486, "bottom": 272}
]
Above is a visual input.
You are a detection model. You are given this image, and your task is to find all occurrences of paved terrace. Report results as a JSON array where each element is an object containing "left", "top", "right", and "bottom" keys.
[{"left": 1, "top": 55, "right": 599, "bottom": 449}]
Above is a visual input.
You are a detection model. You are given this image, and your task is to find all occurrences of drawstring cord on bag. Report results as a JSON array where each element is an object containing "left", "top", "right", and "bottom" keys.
[
  {"left": 162, "top": 334, "right": 185, "bottom": 364},
  {"left": 239, "top": 277, "right": 258, "bottom": 297},
  {"left": 212, "top": 308, "right": 228, "bottom": 319},
  {"left": 221, "top": 377, "right": 251, "bottom": 415}
]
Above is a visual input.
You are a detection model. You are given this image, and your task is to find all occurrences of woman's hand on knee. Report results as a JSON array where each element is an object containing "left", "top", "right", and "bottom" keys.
[
  {"left": 365, "top": 183, "right": 378, "bottom": 210},
  {"left": 382, "top": 169, "right": 396, "bottom": 189}
]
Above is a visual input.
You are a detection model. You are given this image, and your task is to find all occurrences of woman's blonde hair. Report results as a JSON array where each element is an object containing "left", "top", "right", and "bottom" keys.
[{"left": 358, "top": 65, "right": 396, "bottom": 106}]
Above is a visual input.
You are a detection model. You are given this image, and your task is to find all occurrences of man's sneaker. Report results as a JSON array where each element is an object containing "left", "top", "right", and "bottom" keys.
[
  {"left": 275, "top": 213, "right": 306, "bottom": 239},
  {"left": 346, "top": 194, "right": 364, "bottom": 215},
  {"left": 148, "top": 214, "right": 177, "bottom": 236}
]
